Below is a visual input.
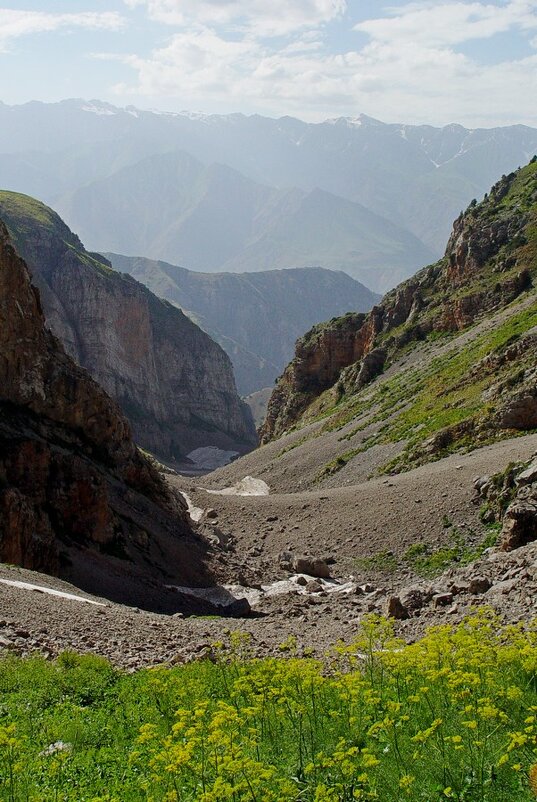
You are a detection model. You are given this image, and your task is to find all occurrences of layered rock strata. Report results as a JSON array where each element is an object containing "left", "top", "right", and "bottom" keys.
[{"left": 261, "top": 165, "right": 535, "bottom": 442}]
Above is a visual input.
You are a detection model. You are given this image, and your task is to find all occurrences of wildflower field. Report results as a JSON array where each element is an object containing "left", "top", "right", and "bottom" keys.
[{"left": 1, "top": 611, "right": 537, "bottom": 801}]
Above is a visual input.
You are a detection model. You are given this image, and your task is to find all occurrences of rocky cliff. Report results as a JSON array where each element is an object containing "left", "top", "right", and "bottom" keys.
[
  {"left": 261, "top": 160, "right": 537, "bottom": 453},
  {"left": 0, "top": 221, "right": 218, "bottom": 612},
  {"left": 0, "top": 192, "right": 257, "bottom": 464},
  {"left": 106, "top": 255, "right": 380, "bottom": 395}
]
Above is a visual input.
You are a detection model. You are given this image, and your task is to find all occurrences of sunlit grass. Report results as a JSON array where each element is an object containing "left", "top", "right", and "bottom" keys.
[{"left": 1, "top": 611, "right": 537, "bottom": 800}]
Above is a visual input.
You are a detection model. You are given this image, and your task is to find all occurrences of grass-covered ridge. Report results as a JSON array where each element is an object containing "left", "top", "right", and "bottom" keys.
[
  {"left": 0, "top": 190, "right": 114, "bottom": 277},
  {"left": 1, "top": 612, "right": 537, "bottom": 801},
  {"left": 267, "top": 161, "right": 537, "bottom": 476}
]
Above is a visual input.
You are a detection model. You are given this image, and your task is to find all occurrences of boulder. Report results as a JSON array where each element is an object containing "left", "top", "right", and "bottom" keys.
[
  {"left": 292, "top": 555, "right": 330, "bottom": 578},
  {"left": 500, "top": 499, "right": 537, "bottom": 551},
  {"left": 400, "top": 585, "right": 433, "bottom": 611},
  {"left": 516, "top": 459, "right": 537, "bottom": 486},
  {"left": 386, "top": 596, "right": 409, "bottom": 620},
  {"left": 222, "top": 597, "right": 251, "bottom": 618},
  {"left": 468, "top": 576, "right": 492, "bottom": 594},
  {"left": 279, "top": 551, "right": 294, "bottom": 571}
]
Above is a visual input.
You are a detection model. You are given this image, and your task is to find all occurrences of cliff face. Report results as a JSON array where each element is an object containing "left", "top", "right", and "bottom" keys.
[
  {"left": 106, "top": 255, "right": 381, "bottom": 395},
  {"left": 0, "top": 221, "right": 215, "bottom": 611},
  {"left": 0, "top": 192, "right": 257, "bottom": 463},
  {"left": 261, "top": 161, "right": 536, "bottom": 443}
]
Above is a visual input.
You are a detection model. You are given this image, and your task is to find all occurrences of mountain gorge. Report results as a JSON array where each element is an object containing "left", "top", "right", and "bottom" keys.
[
  {"left": 1, "top": 100, "right": 536, "bottom": 291},
  {"left": 0, "top": 191, "right": 256, "bottom": 465},
  {"left": 0, "top": 221, "right": 217, "bottom": 611},
  {"left": 106, "top": 254, "right": 380, "bottom": 395}
]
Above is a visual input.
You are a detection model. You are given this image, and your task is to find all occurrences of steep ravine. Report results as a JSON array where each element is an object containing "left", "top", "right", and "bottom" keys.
[
  {"left": 0, "top": 220, "right": 227, "bottom": 613},
  {"left": 0, "top": 191, "right": 257, "bottom": 465}
]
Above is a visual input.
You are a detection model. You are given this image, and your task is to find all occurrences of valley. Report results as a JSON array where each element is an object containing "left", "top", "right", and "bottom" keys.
[{"left": 1, "top": 92, "right": 537, "bottom": 800}]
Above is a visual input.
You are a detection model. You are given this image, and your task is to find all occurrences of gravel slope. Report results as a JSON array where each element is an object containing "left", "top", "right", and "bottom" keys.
[{"left": 1, "top": 433, "right": 536, "bottom": 668}]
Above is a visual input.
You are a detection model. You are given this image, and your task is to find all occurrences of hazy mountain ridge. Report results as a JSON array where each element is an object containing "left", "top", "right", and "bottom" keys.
[
  {"left": 58, "top": 150, "right": 433, "bottom": 291},
  {"left": 0, "top": 190, "right": 257, "bottom": 463},
  {"left": 1, "top": 100, "right": 536, "bottom": 290},
  {"left": 106, "top": 253, "right": 380, "bottom": 395}
]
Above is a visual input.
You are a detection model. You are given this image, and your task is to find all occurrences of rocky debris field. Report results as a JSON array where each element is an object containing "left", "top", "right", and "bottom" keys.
[{"left": 1, "top": 434, "right": 537, "bottom": 669}]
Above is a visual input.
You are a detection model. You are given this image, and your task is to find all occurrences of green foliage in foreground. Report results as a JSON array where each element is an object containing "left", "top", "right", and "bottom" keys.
[{"left": 1, "top": 612, "right": 537, "bottom": 801}]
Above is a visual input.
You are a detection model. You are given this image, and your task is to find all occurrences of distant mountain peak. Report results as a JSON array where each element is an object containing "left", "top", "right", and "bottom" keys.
[{"left": 325, "top": 113, "right": 384, "bottom": 128}]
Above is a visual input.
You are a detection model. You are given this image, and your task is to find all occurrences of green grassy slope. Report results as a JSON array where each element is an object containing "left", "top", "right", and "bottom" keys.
[{"left": 262, "top": 160, "right": 537, "bottom": 474}]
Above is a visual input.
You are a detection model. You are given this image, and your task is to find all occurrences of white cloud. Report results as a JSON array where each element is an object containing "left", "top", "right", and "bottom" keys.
[
  {"left": 123, "top": 0, "right": 346, "bottom": 36},
  {"left": 355, "top": 1, "right": 537, "bottom": 47},
  {"left": 0, "top": 9, "right": 124, "bottom": 52},
  {"left": 109, "top": 0, "right": 537, "bottom": 126}
]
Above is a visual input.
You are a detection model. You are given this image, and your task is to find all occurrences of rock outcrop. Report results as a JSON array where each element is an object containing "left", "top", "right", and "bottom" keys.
[
  {"left": 0, "top": 192, "right": 257, "bottom": 464},
  {"left": 0, "top": 221, "right": 219, "bottom": 613},
  {"left": 476, "top": 455, "right": 537, "bottom": 552},
  {"left": 261, "top": 161, "right": 536, "bottom": 443}
]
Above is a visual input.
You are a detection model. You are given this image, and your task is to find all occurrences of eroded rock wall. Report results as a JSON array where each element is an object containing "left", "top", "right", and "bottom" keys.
[
  {"left": 0, "top": 193, "right": 256, "bottom": 462},
  {"left": 0, "top": 222, "right": 214, "bottom": 612}
]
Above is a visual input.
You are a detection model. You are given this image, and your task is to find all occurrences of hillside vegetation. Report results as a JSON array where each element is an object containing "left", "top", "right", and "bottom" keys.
[{"left": 261, "top": 160, "right": 537, "bottom": 478}]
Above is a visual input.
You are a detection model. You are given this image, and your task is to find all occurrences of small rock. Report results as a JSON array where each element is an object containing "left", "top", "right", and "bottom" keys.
[
  {"left": 39, "top": 742, "right": 72, "bottom": 758},
  {"left": 295, "top": 575, "right": 308, "bottom": 586},
  {"left": 278, "top": 550, "right": 294, "bottom": 570},
  {"left": 450, "top": 581, "right": 470, "bottom": 596},
  {"left": 305, "top": 580, "right": 323, "bottom": 594},
  {"left": 205, "top": 508, "right": 218, "bottom": 520},
  {"left": 488, "top": 578, "right": 518, "bottom": 596},
  {"left": 433, "top": 592, "right": 453, "bottom": 608}
]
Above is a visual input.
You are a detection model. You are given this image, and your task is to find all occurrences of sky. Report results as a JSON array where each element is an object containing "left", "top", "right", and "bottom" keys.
[{"left": 1, "top": 0, "right": 536, "bottom": 127}]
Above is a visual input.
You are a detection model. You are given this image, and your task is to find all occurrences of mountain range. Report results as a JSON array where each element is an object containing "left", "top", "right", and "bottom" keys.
[
  {"left": 236, "top": 157, "right": 537, "bottom": 491},
  {"left": 1, "top": 99, "right": 536, "bottom": 291},
  {"left": 61, "top": 150, "right": 433, "bottom": 290}
]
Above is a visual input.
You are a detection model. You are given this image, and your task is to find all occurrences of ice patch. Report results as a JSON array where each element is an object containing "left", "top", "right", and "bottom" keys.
[
  {"left": 187, "top": 446, "right": 239, "bottom": 471},
  {"left": 206, "top": 476, "right": 270, "bottom": 496},
  {"left": 228, "top": 576, "right": 355, "bottom": 606},
  {"left": 180, "top": 491, "right": 204, "bottom": 523},
  {"left": 0, "top": 579, "right": 105, "bottom": 606},
  {"left": 81, "top": 103, "right": 116, "bottom": 116}
]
